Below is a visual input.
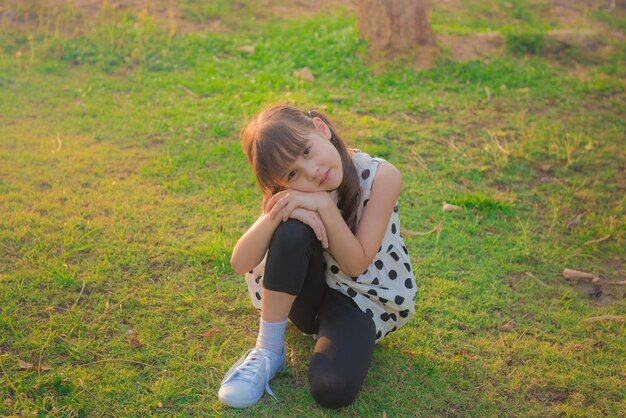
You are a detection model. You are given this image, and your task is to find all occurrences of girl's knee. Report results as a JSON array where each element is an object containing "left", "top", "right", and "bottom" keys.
[
  {"left": 271, "top": 219, "right": 317, "bottom": 250},
  {"left": 309, "top": 371, "right": 358, "bottom": 409}
]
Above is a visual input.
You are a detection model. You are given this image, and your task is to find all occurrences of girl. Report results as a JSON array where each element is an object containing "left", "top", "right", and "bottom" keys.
[{"left": 218, "top": 104, "right": 416, "bottom": 409}]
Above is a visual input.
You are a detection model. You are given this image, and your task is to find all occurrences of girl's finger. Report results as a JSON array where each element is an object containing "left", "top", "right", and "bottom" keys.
[
  {"left": 312, "top": 223, "right": 323, "bottom": 241},
  {"left": 306, "top": 214, "right": 325, "bottom": 247},
  {"left": 275, "top": 205, "right": 291, "bottom": 223},
  {"left": 266, "top": 196, "right": 281, "bottom": 214},
  {"left": 282, "top": 202, "right": 297, "bottom": 222},
  {"left": 321, "top": 226, "right": 328, "bottom": 248},
  {"left": 273, "top": 198, "right": 291, "bottom": 221},
  {"left": 268, "top": 196, "right": 289, "bottom": 219},
  {"left": 266, "top": 190, "right": 287, "bottom": 213},
  {"left": 317, "top": 220, "right": 327, "bottom": 248},
  {"left": 309, "top": 220, "right": 323, "bottom": 243}
]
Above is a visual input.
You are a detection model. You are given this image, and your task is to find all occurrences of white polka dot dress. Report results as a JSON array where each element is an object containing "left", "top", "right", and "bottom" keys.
[{"left": 245, "top": 150, "right": 417, "bottom": 342}]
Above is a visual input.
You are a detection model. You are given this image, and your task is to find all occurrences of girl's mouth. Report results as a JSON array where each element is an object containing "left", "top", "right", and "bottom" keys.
[{"left": 320, "top": 169, "right": 330, "bottom": 186}]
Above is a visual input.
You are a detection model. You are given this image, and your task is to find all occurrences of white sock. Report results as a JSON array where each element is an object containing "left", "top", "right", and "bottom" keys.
[{"left": 255, "top": 318, "right": 287, "bottom": 355}]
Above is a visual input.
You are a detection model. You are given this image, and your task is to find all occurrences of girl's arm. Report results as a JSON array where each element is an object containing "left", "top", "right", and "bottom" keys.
[
  {"left": 318, "top": 162, "right": 402, "bottom": 277},
  {"left": 230, "top": 213, "right": 284, "bottom": 274},
  {"left": 266, "top": 162, "right": 402, "bottom": 277},
  {"left": 230, "top": 208, "right": 329, "bottom": 275}
]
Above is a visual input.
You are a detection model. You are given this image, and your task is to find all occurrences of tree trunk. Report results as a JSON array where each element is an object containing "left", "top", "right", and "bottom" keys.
[{"left": 357, "top": 0, "right": 435, "bottom": 53}]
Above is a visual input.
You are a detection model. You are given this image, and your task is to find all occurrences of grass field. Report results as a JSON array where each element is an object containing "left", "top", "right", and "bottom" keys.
[{"left": 0, "top": 0, "right": 624, "bottom": 416}]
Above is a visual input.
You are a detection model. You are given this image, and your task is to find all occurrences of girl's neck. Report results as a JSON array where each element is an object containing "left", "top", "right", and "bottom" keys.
[{"left": 329, "top": 189, "right": 339, "bottom": 204}]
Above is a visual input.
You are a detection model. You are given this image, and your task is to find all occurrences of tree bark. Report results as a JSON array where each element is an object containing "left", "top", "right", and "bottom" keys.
[{"left": 357, "top": 0, "right": 435, "bottom": 53}]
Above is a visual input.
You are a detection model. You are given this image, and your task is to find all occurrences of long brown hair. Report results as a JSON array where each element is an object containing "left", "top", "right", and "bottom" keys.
[{"left": 241, "top": 104, "right": 361, "bottom": 233}]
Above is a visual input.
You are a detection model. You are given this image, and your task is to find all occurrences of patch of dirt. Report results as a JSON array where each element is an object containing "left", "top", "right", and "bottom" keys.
[
  {"left": 574, "top": 280, "right": 625, "bottom": 306},
  {"left": 542, "top": 0, "right": 620, "bottom": 27},
  {"left": 256, "top": 0, "right": 355, "bottom": 20},
  {"left": 507, "top": 270, "right": 625, "bottom": 307},
  {"left": 544, "top": 0, "right": 595, "bottom": 26},
  {"left": 440, "top": 27, "right": 620, "bottom": 62},
  {"left": 565, "top": 264, "right": 626, "bottom": 306},
  {"left": 600, "top": 256, "right": 626, "bottom": 277},
  {"left": 526, "top": 385, "right": 569, "bottom": 406},
  {"left": 439, "top": 32, "right": 504, "bottom": 62},
  {"left": 543, "top": 28, "right": 622, "bottom": 55}
]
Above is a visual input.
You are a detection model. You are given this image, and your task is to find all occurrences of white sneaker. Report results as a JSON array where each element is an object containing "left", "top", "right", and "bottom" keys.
[{"left": 218, "top": 347, "right": 285, "bottom": 408}]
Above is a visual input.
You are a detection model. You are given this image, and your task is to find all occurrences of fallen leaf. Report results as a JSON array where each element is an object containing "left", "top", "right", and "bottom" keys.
[
  {"left": 585, "top": 315, "right": 626, "bottom": 323},
  {"left": 209, "top": 19, "right": 222, "bottom": 31},
  {"left": 293, "top": 67, "right": 315, "bottom": 81},
  {"left": 539, "top": 163, "right": 552, "bottom": 172},
  {"left": 566, "top": 213, "right": 583, "bottom": 229},
  {"left": 592, "top": 277, "right": 626, "bottom": 286},
  {"left": 585, "top": 234, "right": 611, "bottom": 246},
  {"left": 402, "top": 221, "right": 443, "bottom": 237},
  {"left": 235, "top": 46, "right": 255, "bottom": 54},
  {"left": 563, "top": 268, "right": 596, "bottom": 280},
  {"left": 289, "top": 348, "right": 300, "bottom": 384},
  {"left": 443, "top": 202, "right": 462, "bottom": 212},
  {"left": 200, "top": 329, "right": 220, "bottom": 338},
  {"left": 526, "top": 272, "right": 551, "bottom": 288},
  {"left": 129, "top": 335, "right": 143, "bottom": 348},
  {"left": 487, "top": 130, "right": 510, "bottom": 155},
  {"left": 584, "top": 216, "right": 614, "bottom": 246},
  {"left": 501, "top": 320, "right": 516, "bottom": 332},
  {"left": 18, "top": 359, "right": 33, "bottom": 370}
]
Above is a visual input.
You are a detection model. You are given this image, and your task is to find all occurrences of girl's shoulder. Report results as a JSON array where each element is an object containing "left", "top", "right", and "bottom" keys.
[
  {"left": 350, "top": 149, "right": 401, "bottom": 206},
  {"left": 350, "top": 149, "right": 385, "bottom": 169},
  {"left": 351, "top": 149, "right": 395, "bottom": 178},
  {"left": 351, "top": 149, "right": 379, "bottom": 185},
  {"left": 352, "top": 149, "right": 401, "bottom": 194}
]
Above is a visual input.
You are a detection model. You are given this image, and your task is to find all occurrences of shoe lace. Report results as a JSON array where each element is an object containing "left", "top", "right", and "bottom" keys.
[{"left": 223, "top": 348, "right": 278, "bottom": 401}]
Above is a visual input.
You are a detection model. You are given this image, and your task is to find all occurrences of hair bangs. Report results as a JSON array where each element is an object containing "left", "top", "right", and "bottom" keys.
[{"left": 255, "top": 123, "right": 309, "bottom": 182}]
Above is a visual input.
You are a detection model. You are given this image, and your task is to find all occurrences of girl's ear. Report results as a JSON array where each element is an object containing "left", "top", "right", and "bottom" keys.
[{"left": 313, "top": 117, "right": 332, "bottom": 140}]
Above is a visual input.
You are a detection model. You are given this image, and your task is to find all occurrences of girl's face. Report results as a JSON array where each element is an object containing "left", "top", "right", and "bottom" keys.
[{"left": 275, "top": 118, "right": 343, "bottom": 192}]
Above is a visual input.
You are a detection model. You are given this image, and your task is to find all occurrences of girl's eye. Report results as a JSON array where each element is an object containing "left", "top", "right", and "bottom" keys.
[
  {"left": 303, "top": 146, "right": 311, "bottom": 156},
  {"left": 287, "top": 171, "right": 296, "bottom": 181}
]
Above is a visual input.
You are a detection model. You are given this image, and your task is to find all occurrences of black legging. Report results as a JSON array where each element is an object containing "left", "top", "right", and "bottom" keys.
[{"left": 263, "top": 219, "right": 376, "bottom": 409}]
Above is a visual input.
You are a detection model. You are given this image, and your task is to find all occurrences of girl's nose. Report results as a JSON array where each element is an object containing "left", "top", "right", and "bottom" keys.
[{"left": 306, "top": 162, "right": 319, "bottom": 179}]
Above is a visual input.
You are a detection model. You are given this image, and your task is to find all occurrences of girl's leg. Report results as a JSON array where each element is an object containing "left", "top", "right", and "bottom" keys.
[
  {"left": 219, "top": 219, "right": 326, "bottom": 408},
  {"left": 262, "top": 219, "right": 327, "bottom": 334},
  {"left": 255, "top": 217, "right": 325, "bottom": 354},
  {"left": 308, "top": 290, "right": 377, "bottom": 409}
]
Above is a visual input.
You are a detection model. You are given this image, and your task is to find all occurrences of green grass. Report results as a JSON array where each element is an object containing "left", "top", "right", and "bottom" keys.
[{"left": 1, "top": 0, "right": 625, "bottom": 416}]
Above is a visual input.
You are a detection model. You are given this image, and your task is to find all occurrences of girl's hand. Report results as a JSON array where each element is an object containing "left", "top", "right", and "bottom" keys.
[
  {"left": 266, "top": 190, "right": 332, "bottom": 221},
  {"left": 288, "top": 208, "right": 329, "bottom": 249}
]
